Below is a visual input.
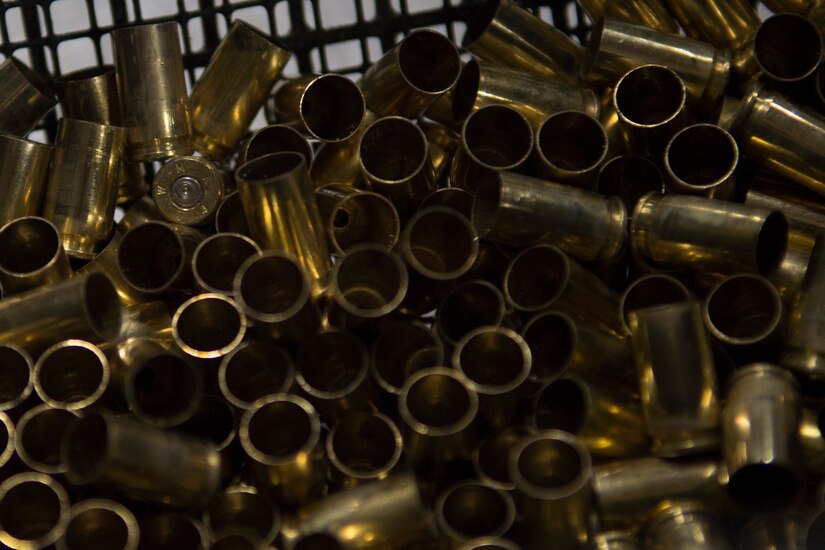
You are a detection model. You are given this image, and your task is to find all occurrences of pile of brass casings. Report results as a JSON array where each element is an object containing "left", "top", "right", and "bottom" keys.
[{"left": 6, "top": 0, "right": 825, "bottom": 548}]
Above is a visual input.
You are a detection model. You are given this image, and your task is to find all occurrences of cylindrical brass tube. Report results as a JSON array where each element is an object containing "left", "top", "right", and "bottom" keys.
[
  {"left": 663, "top": 0, "right": 758, "bottom": 50},
  {"left": 0, "top": 57, "right": 56, "bottom": 136},
  {"left": 63, "top": 411, "right": 221, "bottom": 508},
  {"left": 463, "top": 0, "right": 583, "bottom": 83},
  {"left": 436, "top": 280, "right": 505, "bottom": 348},
  {"left": 0, "top": 217, "right": 71, "bottom": 295},
  {"left": 33, "top": 340, "right": 109, "bottom": 411},
  {"left": 309, "top": 110, "right": 377, "bottom": 190},
  {"left": 508, "top": 430, "right": 593, "bottom": 549},
  {"left": 138, "top": 514, "right": 204, "bottom": 550},
  {"left": 370, "top": 320, "right": 444, "bottom": 397},
  {"left": 172, "top": 293, "right": 247, "bottom": 359},
  {"left": 240, "top": 393, "right": 326, "bottom": 509},
  {"left": 591, "top": 531, "right": 640, "bottom": 550},
  {"left": 326, "top": 412, "right": 402, "bottom": 489},
  {"left": 214, "top": 191, "right": 248, "bottom": 235},
  {"left": 219, "top": 341, "right": 294, "bottom": 410},
  {"left": 435, "top": 481, "right": 516, "bottom": 544},
  {"left": 472, "top": 426, "right": 531, "bottom": 491},
  {"left": 596, "top": 155, "right": 664, "bottom": 213},
  {"left": 723, "top": 364, "right": 803, "bottom": 510},
  {"left": 663, "top": 124, "right": 738, "bottom": 198},
  {"left": 631, "top": 192, "right": 788, "bottom": 275},
  {"left": 112, "top": 22, "right": 193, "bottom": 161},
  {"left": 420, "top": 121, "right": 459, "bottom": 186},
  {"left": 0, "top": 272, "right": 121, "bottom": 354},
  {"left": 53, "top": 65, "right": 119, "bottom": 124},
  {"left": 459, "top": 105, "right": 534, "bottom": 173},
  {"left": 117, "top": 195, "right": 162, "bottom": 233},
  {"left": 0, "top": 472, "right": 70, "bottom": 550},
  {"left": 530, "top": 374, "right": 648, "bottom": 458},
  {"left": 234, "top": 251, "right": 321, "bottom": 343},
  {"left": 315, "top": 184, "right": 400, "bottom": 256},
  {"left": 361, "top": 29, "right": 460, "bottom": 118},
  {"left": 236, "top": 151, "right": 330, "bottom": 296},
  {"left": 192, "top": 233, "right": 260, "bottom": 295},
  {"left": 190, "top": 20, "right": 291, "bottom": 161},
  {"left": 240, "top": 123, "right": 313, "bottom": 166},
  {"left": 43, "top": 118, "right": 125, "bottom": 259},
  {"left": 0, "top": 134, "right": 52, "bottom": 226},
  {"left": 203, "top": 485, "right": 281, "bottom": 547},
  {"left": 77, "top": 231, "right": 150, "bottom": 308},
  {"left": 629, "top": 302, "right": 722, "bottom": 456},
  {"left": 14, "top": 404, "right": 77, "bottom": 474},
  {"left": 273, "top": 74, "right": 365, "bottom": 142},
  {"left": 473, "top": 171, "right": 627, "bottom": 264},
  {"left": 643, "top": 501, "right": 731, "bottom": 549},
  {"left": 784, "top": 236, "right": 825, "bottom": 380},
  {"left": 152, "top": 156, "right": 225, "bottom": 226},
  {"left": 533, "top": 111, "right": 608, "bottom": 187},
  {"left": 452, "top": 59, "right": 599, "bottom": 128},
  {"left": 619, "top": 274, "right": 692, "bottom": 336},
  {"left": 57, "top": 498, "right": 139, "bottom": 550},
  {"left": 577, "top": 0, "right": 677, "bottom": 32},
  {"left": 0, "top": 343, "right": 32, "bottom": 411}
]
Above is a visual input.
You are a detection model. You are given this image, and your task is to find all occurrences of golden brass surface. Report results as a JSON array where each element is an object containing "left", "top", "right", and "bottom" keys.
[
  {"left": 272, "top": 74, "right": 364, "bottom": 142},
  {"left": 33, "top": 340, "right": 109, "bottom": 412},
  {"left": 533, "top": 110, "right": 608, "bottom": 187},
  {"left": 643, "top": 501, "right": 731, "bottom": 549},
  {"left": 663, "top": 0, "right": 759, "bottom": 50},
  {"left": 153, "top": 156, "right": 225, "bottom": 226},
  {"left": 576, "top": 0, "right": 677, "bottom": 32},
  {"left": 0, "top": 217, "right": 71, "bottom": 295},
  {"left": 203, "top": 485, "right": 281, "bottom": 547},
  {"left": 219, "top": 340, "right": 294, "bottom": 410},
  {"left": 192, "top": 232, "right": 260, "bottom": 295},
  {"left": 0, "top": 57, "right": 56, "bottom": 136},
  {"left": 315, "top": 184, "right": 400, "bottom": 256},
  {"left": 0, "top": 134, "right": 52, "bottom": 226},
  {"left": 663, "top": 124, "right": 738, "bottom": 199},
  {"left": 240, "top": 123, "right": 313, "bottom": 166},
  {"left": 325, "top": 412, "right": 402, "bottom": 489},
  {"left": 0, "top": 472, "right": 70, "bottom": 550},
  {"left": 172, "top": 293, "right": 247, "bottom": 360},
  {"left": 0, "top": 343, "right": 33, "bottom": 411},
  {"left": 14, "top": 404, "right": 77, "bottom": 474},
  {"left": 56, "top": 498, "right": 139, "bottom": 550},
  {"left": 435, "top": 481, "right": 515, "bottom": 545}
]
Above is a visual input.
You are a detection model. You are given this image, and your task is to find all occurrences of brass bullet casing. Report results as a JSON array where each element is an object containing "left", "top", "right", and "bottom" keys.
[
  {"left": 463, "top": 0, "right": 583, "bottom": 84},
  {"left": 0, "top": 134, "right": 52, "bottom": 226},
  {"left": 596, "top": 155, "right": 664, "bottom": 213},
  {"left": 234, "top": 251, "right": 321, "bottom": 343},
  {"left": 53, "top": 66, "right": 119, "bottom": 124},
  {"left": 115, "top": 299, "right": 174, "bottom": 343},
  {"left": 0, "top": 57, "right": 56, "bottom": 136},
  {"left": 458, "top": 538, "right": 521, "bottom": 550},
  {"left": 33, "top": 340, "right": 110, "bottom": 412},
  {"left": 63, "top": 410, "right": 222, "bottom": 508},
  {"left": 436, "top": 280, "right": 506, "bottom": 349},
  {"left": 453, "top": 326, "right": 531, "bottom": 430},
  {"left": 203, "top": 485, "right": 281, "bottom": 547},
  {"left": 0, "top": 217, "right": 70, "bottom": 296},
  {"left": 272, "top": 74, "right": 365, "bottom": 142},
  {"left": 593, "top": 456, "right": 724, "bottom": 529},
  {"left": 643, "top": 501, "right": 731, "bottom": 550},
  {"left": 723, "top": 364, "right": 803, "bottom": 510},
  {"left": 0, "top": 472, "right": 70, "bottom": 550},
  {"left": 663, "top": 0, "right": 758, "bottom": 51},
  {"left": 14, "top": 404, "right": 78, "bottom": 474},
  {"left": 508, "top": 430, "right": 593, "bottom": 550},
  {"left": 629, "top": 302, "right": 722, "bottom": 456},
  {"left": 310, "top": 110, "right": 377, "bottom": 190},
  {"left": 631, "top": 192, "right": 788, "bottom": 275},
  {"left": 420, "top": 188, "right": 474, "bottom": 219},
  {"left": 112, "top": 22, "right": 193, "bottom": 161},
  {"left": 240, "top": 124, "right": 313, "bottom": 166},
  {"left": 78, "top": 230, "right": 150, "bottom": 308},
  {"left": 359, "top": 116, "right": 436, "bottom": 218},
  {"left": 730, "top": 84, "right": 825, "bottom": 197},
  {"left": 583, "top": 19, "right": 730, "bottom": 118},
  {"left": 281, "top": 473, "right": 438, "bottom": 550},
  {"left": 473, "top": 171, "right": 627, "bottom": 265},
  {"left": 192, "top": 233, "right": 261, "bottom": 295},
  {"left": 370, "top": 320, "right": 444, "bottom": 398},
  {"left": 613, "top": 65, "right": 688, "bottom": 159},
  {"left": 361, "top": 29, "right": 461, "bottom": 118},
  {"left": 472, "top": 426, "right": 532, "bottom": 491},
  {"left": 533, "top": 111, "right": 609, "bottom": 188},
  {"left": 138, "top": 514, "right": 205, "bottom": 550},
  {"left": 43, "top": 118, "right": 125, "bottom": 260},
  {"left": 435, "top": 481, "right": 516, "bottom": 545},
  {"left": 214, "top": 191, "right": 248, "bottom": 236},
  {"left": 529, "top": 374, "right": 648, "bottom": 459},
  {"left": 420, "top": 121, "right": 459, "bottom": 187},
  {"left": 663, "top": 124, "right": 738, "bottom": 199},
  {"left": 315, "top": 184, "right": 400, "bottom": 256},
  {"left": 236, "top": 152, "right": 330, "bottom": 296},
  {"left": 191, "top": 20, "right": 290, "bottom": 162},
  {"left": 325, "top": 412, "right": 402, "bottom": 489},
  {"left": 0, "top": 343, "right": 33, "bottom": 411},
  {"left": 240, "top": 393, "right": 326, "bottom": 509},
  {"left": 0, "top": 272, "right": 121, "bottom": 354},
  {"left": 56, "top": 499, "right": 139, "bottom": 550},
  {"left": 172, "top": 293, "right": 247, "bottom": 360},
  {"left": 109, "top": 337, "right": 202, "bottom": 428},
  {"left": 783, "top": 236, "right": 825, "bottom": 380},
  {"left": 153, "top": 156, "right": 225, "bottom": 226},
  {"left": 399, "top": 206, "right": 479, "bottom": 283},
  {"left": 577, "top": 0, "right": 677, "bottom": 32},
  {"left": 117, "top": 195, "right": 162, "bottom": 234},
  {"left": 219, "top": 341, "right": 294, "bottom": 410},
  {"left": 619, "top": 273, "right": 692, "bottom": 336},
  {"left": 452, "top": 59, "right": 599, "bottom": 129}
]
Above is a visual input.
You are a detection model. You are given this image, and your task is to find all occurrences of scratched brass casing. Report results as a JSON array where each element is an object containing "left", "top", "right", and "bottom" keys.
[
  {"left": 472, "top": 426, "right": 531, "bottom": 492},
  {"left": 530, "top": 374, "right": 648, "bottom": 459},
  {"left": 240, "top": 393, "right": 326, "bottom": 509},
  {"left": 138, "top": 514, "right": 205, "bottom": 550},
  {"left": 240, "top": 124, "right": 313, "bottom": 166},
  {"left": 43, "top": 118, "right": 125, "bottom": 259},
  {"left": 436, "top": 280, "right": 506, "bottom": 348},
  {"left": 583, "top": 19, "right": 730, "bottom": 117},
  {"left": 0, "top": 472, "right": 70, "bottom": 550},
  {"left": 236, "top": 152, "right": 330, "bottom": 296},
  {"left": 643, "top": 501, "right": 731, "bottom": 550},
  {"left": 0, "top": 217, "right": 70, "bottom": 295},
  {"left": 219, "top": 341, "right": 293, "bottom": 410},
  {"left": 14, "top": 404, "right": 77, "bottom": 474},
  {"left": 53, "top": 65, "right": 119, "bottom": 123},
  {"left": 370, "top": 320, "right": 444, "bottom": 398},
  {"left": 452, "top": 59, "right": 599, "bottom": 129},
  {"left": 730, "top": 84, "right": 825, "bottom": 198},
  {"left": 596, "top": 155, "right": 664, "bottom": 212},
  {"left": 508, "top": 430, "right": 592, "bottom": 550},
  {"left": 663, "top": 0, "right": 758, "bottom": 50},
  {"left": 172, "top": 293, "right": 247, "bottom": 360},
  {"left": 593, "top": 456, "right": 724, "bottom": 529},
  {"left": 0, "top": 134, "right": 51, "bottom": 226},
  {"left": 631, "top": 192, "right": 788, "bottom": 275},
  {"left": 629, "top": 302, "right": 722, "bottom": 456},
  {"left": 619, "top": 273, "right": 692, "bottom": 335},
  {"left": 533, "top": 111, "right": 608, "bottom": 187},
  {"left": 0, "top": 272, "right": 121, "bottom": 354},
  {"left": 326, "top": 412, "right": 402, "bottom": 489},
  {"left": 57, "top": 498, "right": 139, "bottom": 550},
  {"left": 473, "top": 171, "right": 627, "bottom": 265},
  {"left": 315, "top": 184, "right": 400, "bottom": 256},
  {"left": 192, "top": 232, "right": 260, "bottom": 295},
  {"left": 0, "top": 343, "right": 33, "bottom": 411},
  {"left": 783, "top": 237, "right": 825, "bottom": 380},
  {"left": 153, "top": 156, "right": 225, "bottom": 226},
  {"left": 463, "top": 0, "right": 583, "bottom": 84},
  {"left": 234, "top": 251, "right": 322, "bottom": 343},
  {"left": 203, "top": 485, "right": 281, "bottom": 547},
  {"left": 112, "top": 22, "right": 193, "bottom": 161},
  {"left": 34, "top": 340, "right": 109, "bottom": 412},
  {"left": 190, "top": 20, "right": 290, "bottom": 161},
  {"left": 361, "top": 29, "right": 460, "bottom": 118},
  {"left": 723, "top": 364, "right": 803, "bottom": 510},
  {"left": 0, "top": 57, "right": 56, "bottom": 136},
  {"left": 273, "top": 74, "right": 364, "bottom": 142},
  {"left": 435, "top": 480, "right": 516, "bottom": 545},
  {"left": 577, "top": 0, "right": 677, "bottom": 32},
  {"left": 310, "top": 110, "right": 377, "bottom": 190},
  {"left": 663, "top": 124, "right": 738, "bottom": 199},
  {"left": 63, "top": 410, "right": 222, "bottom": 508}
]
